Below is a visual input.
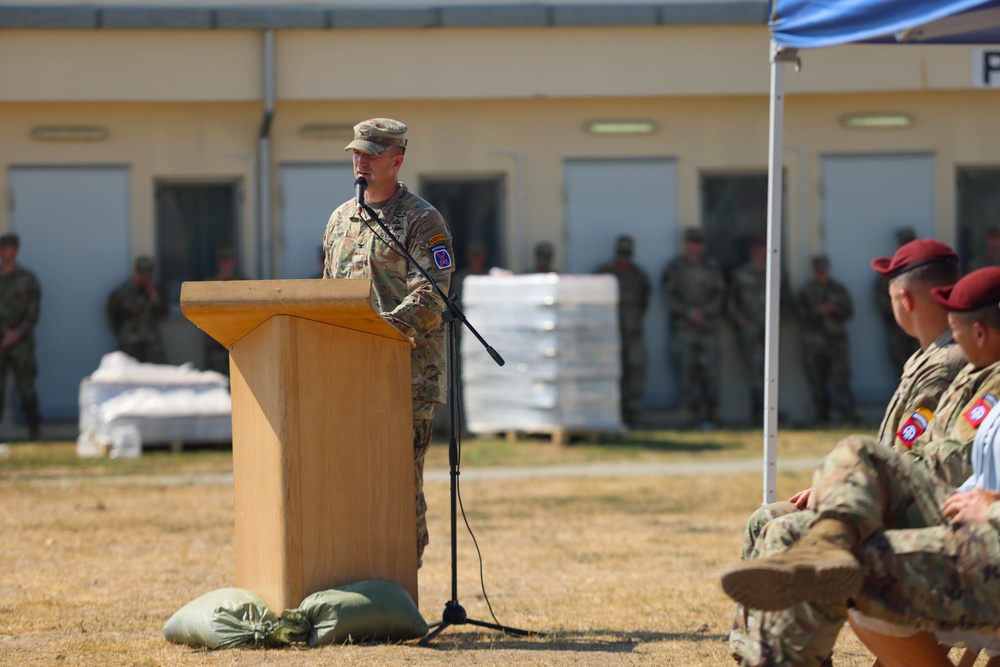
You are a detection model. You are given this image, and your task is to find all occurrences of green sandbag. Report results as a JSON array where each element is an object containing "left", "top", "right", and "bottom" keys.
[
  {"left": 296, "top": 580, "right": 428, "bottom": 647},
  {"left": 162, "top": 587, "right": 284, "bottom": 649}
]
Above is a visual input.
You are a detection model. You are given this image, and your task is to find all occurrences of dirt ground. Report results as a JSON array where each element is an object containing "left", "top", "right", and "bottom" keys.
[{"left": 0, "top": 439, "right": 929, "bottom": 666}]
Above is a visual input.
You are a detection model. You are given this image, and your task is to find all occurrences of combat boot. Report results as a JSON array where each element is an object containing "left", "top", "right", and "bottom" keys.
[{"left": 719, "top": 518, "right": 861, "bottom": 611}]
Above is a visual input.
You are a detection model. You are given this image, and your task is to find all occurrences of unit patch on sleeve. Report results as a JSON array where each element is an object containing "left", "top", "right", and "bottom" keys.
[
  {"left": 432, "top": 244, "right": 453, "bottom": 270},
  {"left": 964, "top": 392, "right": 998, "bottom": 428},
  {"left": 896, "top": 407, "right": 933, "bottom": 448}
]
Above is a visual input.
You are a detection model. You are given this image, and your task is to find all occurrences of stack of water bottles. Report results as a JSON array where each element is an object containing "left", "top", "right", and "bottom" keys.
[{"left": 460, "top": 272, "right": 624, "bottom": 436}]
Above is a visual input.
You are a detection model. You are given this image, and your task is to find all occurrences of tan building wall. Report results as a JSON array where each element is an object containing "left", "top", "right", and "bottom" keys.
[{"left": 1, "top": 13, "right": 998, "bottom": 423}]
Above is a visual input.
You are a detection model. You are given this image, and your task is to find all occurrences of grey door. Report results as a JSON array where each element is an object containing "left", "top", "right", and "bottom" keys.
[
  {"left": 9, "top": 165, "right": 131, "bottom": 420},
  {"left": 564, "top": 158, "right": 679, "bottom": 406},
  {"left": 279, "top": 163, "right": 353, "bottom": 279},
  {"left": 820, "top": 153, "right": 935, "bottom": 403}
]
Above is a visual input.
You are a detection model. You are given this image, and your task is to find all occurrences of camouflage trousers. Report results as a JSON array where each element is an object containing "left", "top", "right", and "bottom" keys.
[
  {"left": 669, "top": 329, "right": 719, "bottom": 415},
  {"left": 732, "top": 434, "right": 1000, "bottom": 666},
  {"left": 0, "top": 340, "right": 41, "bottom": 428},
  {"left": 736, "top": 328, "right": 765, "bottom": 414},
  {"left": 413, "top": 413, "right": 434, "bottom": 566},
  {"left": 801, "top": 335, "right": 854, "bottom": 421},
  {"left": 620, "top": 335, "right": 646, "bottom": 426}
]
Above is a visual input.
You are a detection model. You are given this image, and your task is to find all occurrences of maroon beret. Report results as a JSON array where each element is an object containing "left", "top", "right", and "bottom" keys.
[
  {"left": 871, "top": 239, "right": 958, "bottom": 278},
  {"left": 931, "top": 267, "right": 1000, "bottom": 312}
]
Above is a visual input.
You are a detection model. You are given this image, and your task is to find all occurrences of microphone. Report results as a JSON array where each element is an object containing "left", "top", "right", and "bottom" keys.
[{"left": 354, "top": 176, "right": 367, "bottom": 215}]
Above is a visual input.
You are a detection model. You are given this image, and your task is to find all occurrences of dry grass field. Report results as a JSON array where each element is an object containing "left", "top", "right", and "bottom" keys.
[{"left": 0, "top": 427, "right": 945, "bottom": 666}]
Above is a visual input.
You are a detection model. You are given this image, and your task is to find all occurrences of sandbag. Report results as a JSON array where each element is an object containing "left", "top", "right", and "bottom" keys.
[
  {"left": 162, "top": 587, "right": 284, "bottom": 649},
  {"left": 296, "top": 580, "right": 428, "bottom": 647}
]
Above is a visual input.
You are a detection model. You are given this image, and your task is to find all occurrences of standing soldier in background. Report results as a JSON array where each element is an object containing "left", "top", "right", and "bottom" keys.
[
  {"left": 726, "top": 236, "right": 790, "bottom": 421},
  {"left": 533, "top": 241, "right": 555, "bottom": 273},
  {"left": 107, "top": 256, "right": 167, "bottom": 364},
  {"left": 875, "top": 227, "right": 920, "bottom": 377},
  {"left": 0, "top": 234, "right": 42, "bottom": 440},
  {"left": 796, "top": 254, "right": 858, "bottom": 425},
  {"left": 203, "top": 246, "right": 246, "bottom": 375},
  {"left": 663, "top": 228, "right": 725, "bottom": 429},
  {"left": 595, "top": 234, "right": 651, "bottom": 428}
]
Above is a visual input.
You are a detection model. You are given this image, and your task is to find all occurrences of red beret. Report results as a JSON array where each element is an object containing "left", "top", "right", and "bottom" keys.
[
  {"left": 871, "top": 239, "right": 958, "bottom": 278},
  {"left": 931, "top": 267, "right": 1000, "bottom": 312}
]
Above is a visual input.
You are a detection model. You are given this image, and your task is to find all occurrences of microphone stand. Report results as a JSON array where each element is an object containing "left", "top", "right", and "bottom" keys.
[{"left": 355, "top": 199, "right": 535, "bottom": 645}]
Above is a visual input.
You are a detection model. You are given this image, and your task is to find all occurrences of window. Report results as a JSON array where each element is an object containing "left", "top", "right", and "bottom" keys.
[
  {"left": 700, "top": 172, "right": 777, "bottom": 279},
  {"left": 420, "top": 178, "right": 506, "bottom": 274},
  {"left": 957, "top": 168, "right": 1000, "bottom": 272},
  {"left": 155, "top": 182, "right": 240, "bottom": 310}
]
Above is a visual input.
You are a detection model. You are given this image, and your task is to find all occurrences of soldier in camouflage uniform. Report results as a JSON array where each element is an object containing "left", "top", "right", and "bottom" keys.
[
  {"left": 663, "top": 228, "right": 725, "bottom": 427},
  {"left": 322, "top": 118, "right": 453, "bottom": 567},
  {"left": 729, "top": 239, "right": 966, "bottom": 663},
  {"left": 595, "top": 235, "right": 651, "bottom": 428},
  {"left": 796, "top": 255, "right": 858, "bottom": 424},
  {"left": 726, "top": 236, "right": 792, "bottom": 421},
  {"left": 875, "top": 228, "right": 920, "bottom": 377},
  {"left": 722, "top": 267, "right": 1000, "bottom": 667},
  {"left": 203, "top": 246, "right": 246, "bottom": 376},
  {"left": 106, "top": 256, "right": 167, "bottom": 363},
  {"left": 0, "top": 233, "right": 42, "bottom": 439}
]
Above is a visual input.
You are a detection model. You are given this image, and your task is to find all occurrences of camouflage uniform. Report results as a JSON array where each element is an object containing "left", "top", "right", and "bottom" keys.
[
  {"left": 106, "top": 259, "right": 167, "bottom": 363},
  {"left": 323, "top": 181, "right": 453, "bottom": 563},
  {"left": 726, "top": 253, "right": 792, "bottom": 419},
  {"left": 662, "top": 241, "right": 725, "bottom": 424},
  {"left": 795, "top": 261, "right": 857, "bottom": 423},
  {"left": 730, "top": 331, "right": 967, "bottom": 658},
  {"left": 0, "top": 262, "right": 42, "bottom": 434},
  {"left": 595, "top": 237, "right": 652, "bottom": 428},
  {"left": 732, "top": 361, "right": 1000, "bottom": 666}
]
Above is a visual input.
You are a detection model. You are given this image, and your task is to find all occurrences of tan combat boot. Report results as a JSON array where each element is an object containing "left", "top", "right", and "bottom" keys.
[{"left": 719, "top": 518, "right": 862, "bottom": 611}]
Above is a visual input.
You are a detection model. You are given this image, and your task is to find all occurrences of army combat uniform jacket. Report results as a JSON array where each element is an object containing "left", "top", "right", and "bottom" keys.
[{"left": 322, "top": 183, "right": 453, "bottom": 422}]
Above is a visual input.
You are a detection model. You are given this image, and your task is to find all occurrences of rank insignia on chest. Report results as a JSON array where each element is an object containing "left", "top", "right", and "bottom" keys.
[
  {"left": 896, "top": 407, "right": 933, "bottom": 448},
  {"left": 432, "top": 244, "right": 453, "bottom": 270},
  {"left": 964, "top": 392, "right": 999, "bottom": 428}
]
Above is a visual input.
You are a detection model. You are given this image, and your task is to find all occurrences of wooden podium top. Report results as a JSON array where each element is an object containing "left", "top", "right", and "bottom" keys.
[{"left": 180, "top": 278, "right": 411, "bottom": 349}]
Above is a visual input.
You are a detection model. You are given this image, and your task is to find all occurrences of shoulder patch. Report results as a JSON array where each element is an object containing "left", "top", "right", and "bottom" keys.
[
  {"left": 428, "top": 233, "right": 447, "bottom": 246},
  {"left": 964, "top": 392, "right": 998, "bottom": 428},
  {"left": 432, "top": 244, "right": 453, "bottom": 270},
  {"left": 896, "top": 407, "right": 933, "bottom": 448}
]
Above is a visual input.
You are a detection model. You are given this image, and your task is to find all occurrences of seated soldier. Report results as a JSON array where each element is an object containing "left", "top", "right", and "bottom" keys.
[
  {"left": 730, "top": 240, "right": 966, "bottom": 664},
  {"left": 721, "top": 267, "right": 1000, "bottom": 667}
]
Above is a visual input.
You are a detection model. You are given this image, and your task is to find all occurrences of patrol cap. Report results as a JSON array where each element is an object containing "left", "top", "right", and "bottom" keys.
[
  {"left": 0, "top": 233, "right": 19, "bottom": 248},
  {"left": 747, "top": 235, "right": 765, "bottom": 250},
  {"left": 535, "top": 242, "right": 554, "bottom": 259},
  {"left": 215, "top": 246, "right": 237, "bottom": 261},
  {"left": 683, "top": 228, "right": 704, "bottom": 244},
  {"left": 466, "top": 240, "right": 487, "bottom": 256},
  {"left": 615, "top": 235, "right": 635, "bottom": 258},
  {"left": 134, "top": 256, "right": 155, "bottom": 275},
  {"left": 343, "top": 118, "right": 408, "bottom": 155},
  {"left": 931, "top": 267, "right": 1000, "bottom": 312},
  {"left": 895, "top": 227, "right": 917, "bottom": 246},
  {"left": 870, "top": 239, "right": 958, "bottom": 279},
  {"left": 812, "top": 255, "right": 830, "bottom": 271}
]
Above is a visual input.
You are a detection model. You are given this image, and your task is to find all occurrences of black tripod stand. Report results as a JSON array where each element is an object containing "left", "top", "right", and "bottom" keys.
[
  {"left": 419, "top": 304, "right": 534, "bottom": 645},
  {"left": 353, "top": 182, "right": 534, "bottom": 645}
]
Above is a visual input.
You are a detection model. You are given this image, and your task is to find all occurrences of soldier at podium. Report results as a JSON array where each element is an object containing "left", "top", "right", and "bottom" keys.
[{"left": 322, "top": 118, "right": 454, "bottom": 568}]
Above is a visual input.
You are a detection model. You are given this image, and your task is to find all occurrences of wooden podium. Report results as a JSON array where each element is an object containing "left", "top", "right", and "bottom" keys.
[{"left": 180, "top": 279, "right": 418, "bottom": 612}]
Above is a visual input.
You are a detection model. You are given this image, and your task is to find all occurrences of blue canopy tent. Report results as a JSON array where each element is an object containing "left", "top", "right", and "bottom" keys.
[{"left": 760, "top": 0, "right": 1000, "bottom": 503}]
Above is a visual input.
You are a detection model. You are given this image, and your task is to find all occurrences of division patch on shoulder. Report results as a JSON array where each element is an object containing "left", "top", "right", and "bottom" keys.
[
  {"left": 432, "top": 244, "right": 453, "bottom": 270},
  {"left": 964, "top": 392, "right": 998, "bottom": 428},
  {"left": 896, "top": 407, "right": 932, "bottom": 448}
]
